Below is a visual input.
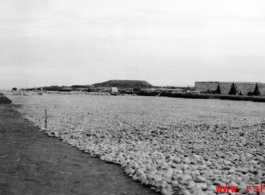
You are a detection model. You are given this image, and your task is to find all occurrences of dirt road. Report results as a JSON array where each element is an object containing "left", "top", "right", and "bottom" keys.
[{"left": 0, "top": 104, "right": 159, "bottom": 195}]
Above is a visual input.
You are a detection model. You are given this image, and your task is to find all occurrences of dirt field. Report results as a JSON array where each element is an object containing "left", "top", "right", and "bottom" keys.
[{"left": 0, "top": 104, "right": 159, "bottom": 195}]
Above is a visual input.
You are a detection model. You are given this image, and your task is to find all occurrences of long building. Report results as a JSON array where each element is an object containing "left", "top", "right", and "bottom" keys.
[
  {"left": 195, "top": 81, "right": 233, "bottom": 95},
  {"left": 195, "top": 81, "right": 265, "bottom": 96}
]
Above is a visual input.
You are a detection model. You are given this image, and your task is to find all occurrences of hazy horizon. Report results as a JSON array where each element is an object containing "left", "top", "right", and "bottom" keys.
[{"left": 1, "top": 0, "right": 265, "bottom": 89}]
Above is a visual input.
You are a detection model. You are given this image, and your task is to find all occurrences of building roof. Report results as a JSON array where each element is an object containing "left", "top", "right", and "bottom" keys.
[
  {"left": 195, "top": 82, "right": 219, "bottom": 93},
  {"left": 219, "top": 82, "right": 233, "bottom": 95},
  {"left": 233, "top": 83, "right": 256, "bottom": 95}
]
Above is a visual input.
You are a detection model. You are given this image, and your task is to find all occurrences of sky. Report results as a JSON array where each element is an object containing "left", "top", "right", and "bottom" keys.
[{"left": 1, "top": 0, "right": 265, "bottom": 88}]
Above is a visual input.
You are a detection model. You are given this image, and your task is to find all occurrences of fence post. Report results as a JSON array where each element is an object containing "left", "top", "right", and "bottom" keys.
[{"left": 45, "top": 109, "right": 47, "bottom": 130}]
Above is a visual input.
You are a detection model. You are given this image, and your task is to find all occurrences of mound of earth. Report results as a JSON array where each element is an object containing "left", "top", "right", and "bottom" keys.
[{"left": 92, "top": 80, "right": 152, "bottom": 88}]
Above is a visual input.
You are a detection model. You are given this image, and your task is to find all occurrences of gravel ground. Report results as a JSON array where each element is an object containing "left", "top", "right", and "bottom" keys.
[
  {"left": 6, "top": 95, "right": 265, "bottom": 195},
  {"left": 0, "top": 104, "right": 159, "bottom": 195}
]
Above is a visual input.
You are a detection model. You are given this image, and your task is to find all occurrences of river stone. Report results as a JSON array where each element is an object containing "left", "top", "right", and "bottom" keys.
[
  {"left": 161, "top": 185, "right": 173, "bottom": 195},
  {"left": 229, "top": 181, "right": 238, "bottom": 186},
  {"left": 178, "top": 174, "right": 193, "bottom": 184},
  {"left": 190, "top": 187, "right": 208, "bottom": 195},
  {"left": 204, "top": 191, "right": 216, "bottom": 195},
  {"left": 242, "top": 175, "right": 251, "bottom": 183},
  {"left": 171, "top": 180, "right": 180, "bottom": 188},
  {"left": 178, "top": 189, "right": 192, "bottom": 195},
  {"left": 186, "top": 180, "right": 196, "bottom": 189},
  {"left": 213, "top": 180, "right": 226, "bottom": 186},
  {"left": 174, "top": 164, "right": 187, "bottom": 170},
  {"left": 104, "top": 156, "right": 113, "bottom": 163},
  {"left": 236, "top": 167, "right": 248, "bottom": 174},
  {"left": 260, "top": 191, "right": 265, "bottom": 195},
  {"left": 247, "top": 188, "right": 259, "bottom": 195},
  {"left": 172, "top": 173, "right": 182, "bottom": 181},
  {"left": 198, "top": 165, "right": 208, "bottom": 170},
  {"left": 196, "top": 183, "right": 208, "bottom": 190},
  {"left": 222, "top": 166, "right": 231, "bottom": 170},
  {"left": 223, "top": 160, "right": 231, "bottom": 165},
  {"left": 183, "top": 157, "right": 191, "bottom": 164},
  {"left": 251, "top": 176, "right": 261, "bottom": 184},
  {"left": 206, "top": 185, "right": 216, "bottom": 192},
  {"left": 228, "top": 168, "right": 236, "bottom": 174},
  {"left": 173, "top": 156, "right": 182, "bottom": 164},
  {"left": 194, "top": 176, "right": 207, "bottom": 183},
  {"left": 192, "top": 170, "right": 201, "bottom": 177},
  {"left": 220, "top": 177, "right": 230, "bottom": 184},
  {"left": 174, "top": 169, "right": 184, "bottom": 175},
  {"left": 154, "top": 174, "right": 164, "bottom": 182}
]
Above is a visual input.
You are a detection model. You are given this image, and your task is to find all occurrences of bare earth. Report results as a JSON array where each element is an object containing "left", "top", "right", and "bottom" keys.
[{"left": 0, "top": 104, "right": 159, "bottom": 195}]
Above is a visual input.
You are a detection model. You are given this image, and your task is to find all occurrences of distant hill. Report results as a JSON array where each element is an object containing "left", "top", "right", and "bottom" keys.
[
  {"left": 25, "top": 80, "right": 152, "bottom": 92},
  {"left": 91, "top": 80, "right": 152, "bottom": 88}
]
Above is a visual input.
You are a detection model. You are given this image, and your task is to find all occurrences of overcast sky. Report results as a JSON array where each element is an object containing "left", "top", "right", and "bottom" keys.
[{"left": 1, "top": 0, "right": 265, "bottom": 88}]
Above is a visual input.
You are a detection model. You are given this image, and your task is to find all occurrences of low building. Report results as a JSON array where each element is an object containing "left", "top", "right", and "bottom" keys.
[
  {"left": 229, "top": 82, "right": 257, "bottom": 95},
  {"left": 111, "top": 87, "right": 119, "bottom": 95},
  {"left": 195, "top": 82, "right": 219, "bottom": 93}
]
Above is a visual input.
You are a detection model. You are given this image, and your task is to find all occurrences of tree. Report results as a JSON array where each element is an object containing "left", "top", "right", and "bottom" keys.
[
  {"left": 12, "top": 87, "right": 17, "bottom": 91},
  {"left": 229, "top": 83, "right": 237, "bottom": 95},
  {"left": 254, "top": 83, "right": 260, "bottom": 95}
]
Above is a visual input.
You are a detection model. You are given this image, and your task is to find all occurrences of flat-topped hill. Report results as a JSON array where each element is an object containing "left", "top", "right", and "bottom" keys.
[{"left": 91, "top": 80, "right": 152, "bottom": 88}]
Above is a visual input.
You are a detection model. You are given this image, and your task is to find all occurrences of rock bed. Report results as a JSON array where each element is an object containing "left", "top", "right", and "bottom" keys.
[{"left": 7, "top": 94, "right": 265, "bottom": 195}]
